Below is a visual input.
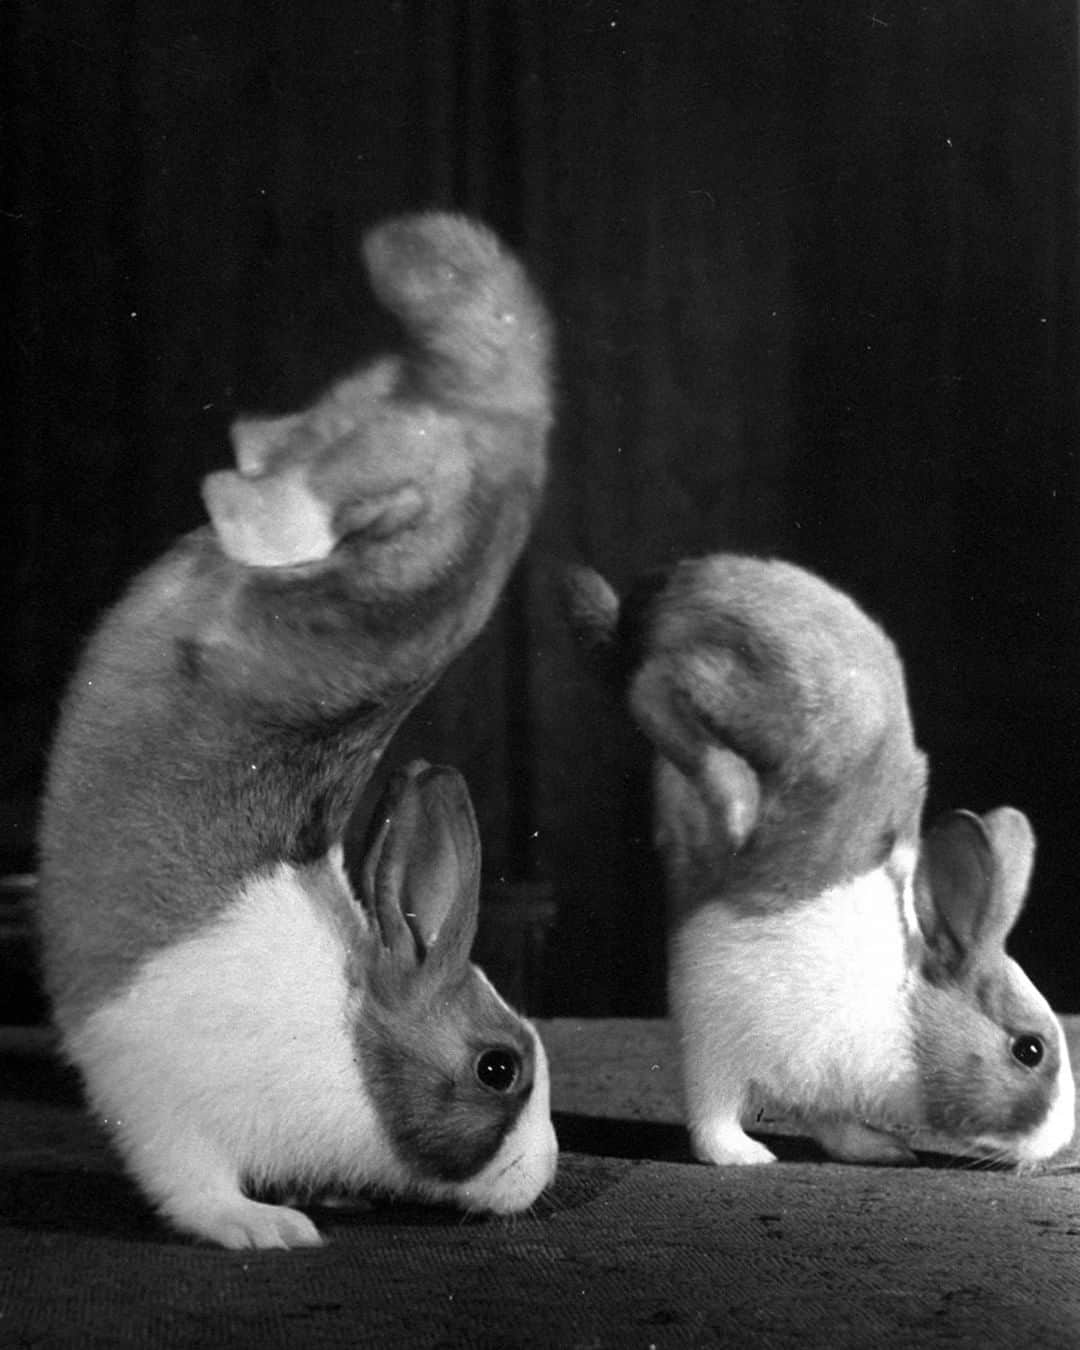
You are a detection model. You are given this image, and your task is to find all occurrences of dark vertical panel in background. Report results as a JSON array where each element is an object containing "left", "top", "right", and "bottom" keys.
[
  {"left": 123, "top": 4, "right": 253, "bottom": 557},
  {"left": 530, "top": 2, "right": 807, "bottom": 1012},
  {"left": 5, "top": 6, "right": 144, "bottom": 865},
  {"left": 786, "top": 2, "right": 1080, "bottom": 1008},
  {"left": 228, "top": 0, "right": 428, "bottom": 409}
]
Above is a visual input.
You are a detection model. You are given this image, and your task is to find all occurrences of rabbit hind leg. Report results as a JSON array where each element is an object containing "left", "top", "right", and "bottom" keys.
[
  {"left": 133, "top": 1128, "right": 324, "bottom": 1249},
  {"left": 680, "top": 1042, "right": 777, "bottom": 1166},
  {"left": 811, "top": 1119, "right": 917, "bottom": 1166}
]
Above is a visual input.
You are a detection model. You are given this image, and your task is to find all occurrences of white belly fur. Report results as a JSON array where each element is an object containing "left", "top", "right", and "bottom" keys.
[
  {"left": 66, "top": 858, "right": 410, "bottom": 1201},
  {"left": 670, "top": 864, "right": 919, "bottom": 1123}
]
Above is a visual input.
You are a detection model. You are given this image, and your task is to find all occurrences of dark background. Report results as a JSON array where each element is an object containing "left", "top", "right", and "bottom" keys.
[{"left": 5, "top": 1, "right": 1079, "bottom": 1015}]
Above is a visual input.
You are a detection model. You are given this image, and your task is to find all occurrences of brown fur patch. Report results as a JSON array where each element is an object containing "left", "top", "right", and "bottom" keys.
[
  {"left": 912, "top": 965, "right": 1060, "bottom": 1144},
  {"left": 355, "top": 965, "right": 536, "bottom": 1182}
]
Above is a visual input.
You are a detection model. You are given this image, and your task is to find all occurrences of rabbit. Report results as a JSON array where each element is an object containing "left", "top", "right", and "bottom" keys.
[
  {"left": 35, "top": 212, "right": 557, "bottom": 1247},
  {"left": 566, "top": 553, "right": 1075, "bottom": 1169}
]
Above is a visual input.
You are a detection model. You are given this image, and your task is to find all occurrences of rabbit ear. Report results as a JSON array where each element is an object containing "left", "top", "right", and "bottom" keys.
[
  {"left": 914, "top": 807, "right": 1035, "bottom": 968},
  {"left": 361, "top": 761, "right": 481, "bottom": 970},
  {"left": 980, "top": 806, "right": 1037, "bottom": 920}
]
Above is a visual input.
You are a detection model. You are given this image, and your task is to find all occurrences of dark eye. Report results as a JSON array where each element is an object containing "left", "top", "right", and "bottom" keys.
[
  {"left": 474, "top": 1047, "right": 521, "bottom": 1093},
  {"left": 1010, "top": 1034, "right": 1045, "bottom": 1068}
]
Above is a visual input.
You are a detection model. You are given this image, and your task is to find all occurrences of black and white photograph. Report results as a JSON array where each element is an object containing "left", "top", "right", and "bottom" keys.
[{"left": 3, "top": 2, "right": 1079, "bottom": 1345}]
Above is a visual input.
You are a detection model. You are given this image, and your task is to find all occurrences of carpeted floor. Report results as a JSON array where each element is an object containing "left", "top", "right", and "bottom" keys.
[{"left": 2, "top": 1018, "right": 1079, "bottom": 1348}]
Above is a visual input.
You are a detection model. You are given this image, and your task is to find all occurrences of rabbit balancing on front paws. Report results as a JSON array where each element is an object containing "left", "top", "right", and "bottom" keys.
[
  {"left": 35, "top": 213, "right": 557, "bottom": 1248},
  {"left": 568, "top": 554, "right": 1075, "bottom": 1168}
]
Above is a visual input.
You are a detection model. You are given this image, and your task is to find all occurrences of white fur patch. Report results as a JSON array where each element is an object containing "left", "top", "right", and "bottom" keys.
[
  {"left": 670, "top": 864, "right": 919, "bottom": 1134},
  {"left": 203, "top": 466, "right": 337, "bottom": 567},
  {"left": 1019, "top": 1020, "right": 1077, "bottom": 1164},
  {"left": 68, "top": 861, "right": 411, "bottom": 1238}
]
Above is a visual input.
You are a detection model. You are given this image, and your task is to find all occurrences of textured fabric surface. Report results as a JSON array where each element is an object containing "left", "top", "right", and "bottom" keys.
[{"left": 2, "top": 1019, "right": 1079, "bottom": 1348}]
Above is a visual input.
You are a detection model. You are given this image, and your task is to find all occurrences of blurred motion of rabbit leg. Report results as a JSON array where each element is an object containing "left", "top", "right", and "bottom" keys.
[{"left": 812, "top": 1120, "right": 916, "bottom": 1165}]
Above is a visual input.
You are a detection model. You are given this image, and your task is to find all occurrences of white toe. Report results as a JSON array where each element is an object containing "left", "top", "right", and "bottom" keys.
[
  {"left": 183, "top": 1199, "right": 324, "bottom": 1250},
  {"left": 692, "top": 1122, "right": 777, "bottom": 1166}
]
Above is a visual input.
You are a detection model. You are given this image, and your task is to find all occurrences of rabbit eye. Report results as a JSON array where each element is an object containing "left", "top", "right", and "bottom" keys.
[
  {"left": 1010, "top": 1034, "right": 1045, "bottom": 1068},
  {"left": 474, "top": 1047, "right": 521, "bottom": 1093}
]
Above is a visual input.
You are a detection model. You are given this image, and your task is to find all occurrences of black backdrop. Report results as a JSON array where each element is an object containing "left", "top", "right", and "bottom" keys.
[{"left": 5, "top": 1, "right": 1079, "bottom": 1013}]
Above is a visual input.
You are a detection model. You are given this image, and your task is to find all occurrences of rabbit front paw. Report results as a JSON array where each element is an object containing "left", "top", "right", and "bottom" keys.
[
  {"left": 691, "top": 1120, "right": 777, "bottom": 1167},
  {"left": 180, "top": 1197, "right": 324, "bottom": 1250}
]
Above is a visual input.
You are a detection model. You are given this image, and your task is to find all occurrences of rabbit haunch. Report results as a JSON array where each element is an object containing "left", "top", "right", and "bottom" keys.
[
  {"left": 567, "top": 554, "right": 1075, "bottom": 1168},
  {"left": 36, "top": 213, "right": 557, "bottom": 1246}
]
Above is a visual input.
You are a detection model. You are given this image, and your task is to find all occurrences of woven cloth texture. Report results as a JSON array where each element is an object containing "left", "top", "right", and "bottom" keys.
[{"left": 2, "top": 1019, "right": 1079, "bottom": 1349}]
